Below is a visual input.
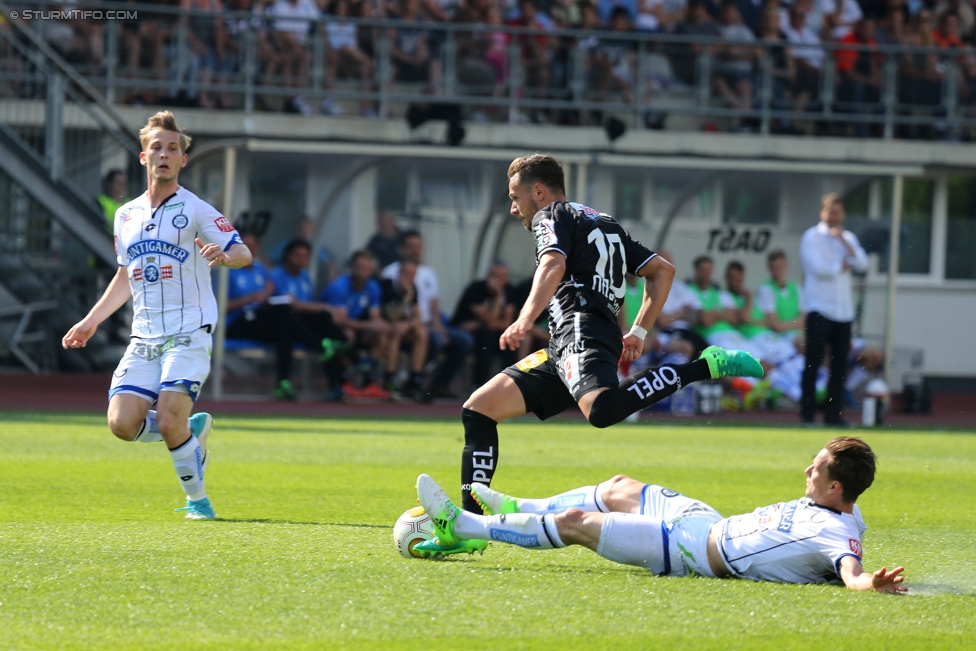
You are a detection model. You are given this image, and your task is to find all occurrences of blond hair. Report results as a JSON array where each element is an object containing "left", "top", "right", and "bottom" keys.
[
  {"left": 821, "top": 192, "right": 842, "bottom": 210},
  {"left": 139, "top": 111, "right": 192, "bottom": 153}
]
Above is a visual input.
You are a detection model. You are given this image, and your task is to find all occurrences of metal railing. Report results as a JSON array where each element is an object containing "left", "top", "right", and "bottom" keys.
[{"left": 3, "top": 1, "right": 975, "bottom": 139}]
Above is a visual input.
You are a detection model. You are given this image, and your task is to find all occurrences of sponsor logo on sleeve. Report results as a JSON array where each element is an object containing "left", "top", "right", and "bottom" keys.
[
  {"left": 534, "top": 219, "right": 557, "bottom": 250},
  {"left": 660, "top": 489, "right": 680, "bottom": 498},
  {"left": 214, "top": 216, "right": 235, "bottom": 233},
  {"left": 849, "top": 538, "right": 862, "bottom": 556}
]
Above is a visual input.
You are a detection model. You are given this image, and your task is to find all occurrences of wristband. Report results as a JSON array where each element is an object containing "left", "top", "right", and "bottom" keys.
[{"left": 628, "top": 325, "right": 648, "bottom": 340}]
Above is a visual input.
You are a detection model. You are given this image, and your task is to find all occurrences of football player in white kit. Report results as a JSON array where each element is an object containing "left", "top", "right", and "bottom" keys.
[
  {"left": 62, "top": 111, "right": 252, "bottom": 520},
  {"left": 416, "top": 436, "right": 907, "bottom": 593}
]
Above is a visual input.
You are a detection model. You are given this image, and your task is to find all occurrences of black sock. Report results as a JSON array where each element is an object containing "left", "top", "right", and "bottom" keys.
[
  {"left": 460, "top": 408, "right": 498, "bottom": 513},
  {"left": 588, "top": 359, "right": 710, "bottom": 428}
]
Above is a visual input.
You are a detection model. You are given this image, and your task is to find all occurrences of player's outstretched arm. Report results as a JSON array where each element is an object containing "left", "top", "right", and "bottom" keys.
[
  {"left": 839, "top": 555, "right": 907, "bottom": 594},
  {"left": 621, "top": 256, "right": 675, "bottom": 362},
  {"left": 500, "top": 251, "right": 565, "bottom": 351},
  {"left": 195, "top": 238, "right": 252, "bottom": 269},
  {"left": 62, "top": 266, "right": 132, "bottom": 349}
]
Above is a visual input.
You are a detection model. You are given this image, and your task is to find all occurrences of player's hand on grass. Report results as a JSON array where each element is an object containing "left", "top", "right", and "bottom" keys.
[
  {"left": 62, "top": 318, "right": 97, "bottom": 349},
  {"left": 872, "top": 566, "right": 907, "bottom": 594},
  {"left": 620, "top": 333, "right": 644, "bottom": 362},
  {"left": 196, "top": 238, "right": 231, "bottom": 268},
  {"left": 500, "top": 318, "right": 533, "bottom": 350}
]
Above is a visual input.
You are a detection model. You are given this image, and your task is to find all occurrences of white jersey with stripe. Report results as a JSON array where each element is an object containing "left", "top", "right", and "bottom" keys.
[
  {"left": 716, "top": 498, "right": 866, "bottom": 584},
  {"left": 114, "top": 187, "right": 242, "bottom": 339}
]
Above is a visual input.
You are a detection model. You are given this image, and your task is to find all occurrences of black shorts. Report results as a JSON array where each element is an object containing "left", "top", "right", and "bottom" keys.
[{"left": 502, "top": 312, "right": 622, "bottom": 421}]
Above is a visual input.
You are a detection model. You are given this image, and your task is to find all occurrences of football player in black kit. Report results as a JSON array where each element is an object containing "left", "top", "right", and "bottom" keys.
[{"left": 415, "top": 154, "right": 764, "bottom": 557}]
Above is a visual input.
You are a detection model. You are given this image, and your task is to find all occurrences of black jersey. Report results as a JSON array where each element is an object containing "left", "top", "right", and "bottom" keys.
[{"left": 532, "top": 201, "right": 656, "bottom": 331}]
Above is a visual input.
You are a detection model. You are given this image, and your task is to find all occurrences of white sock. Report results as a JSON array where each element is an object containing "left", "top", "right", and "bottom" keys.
[
  {"left": 517, "top": 481, "right": 612, "bottom": 515},
  {"left": 169, "top": 436, "right": 206, "bottom": 502},
  {"left": 454, "top": 511, "right": 564, "bottom": 549},
  {"left": 133, "top": 411, "right": 195, "bottom": 444},
  {"left": 133, "top": 411, "right": 163, "bottom": 442}
]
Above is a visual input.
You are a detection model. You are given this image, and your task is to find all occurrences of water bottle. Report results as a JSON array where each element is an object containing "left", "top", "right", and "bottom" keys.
[{"left": 861, "top": 378, "right": 889, "bottom": 426}]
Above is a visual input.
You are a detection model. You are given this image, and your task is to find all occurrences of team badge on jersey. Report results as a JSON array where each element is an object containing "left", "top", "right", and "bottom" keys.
[
  {"left": 143, "top": 264, "right": 161, "bottom": 284},
  {"left": 172, "top": 214, "right": 189, "bottom": 229},
  {"left": 214, "top": 216, "right": 235, "bottom": 233}
]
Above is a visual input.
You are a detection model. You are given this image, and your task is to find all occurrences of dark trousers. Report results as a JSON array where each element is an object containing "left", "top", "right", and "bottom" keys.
[
  {"left": 801, "top": 311, "right": 851, "bottom": 423},
  {"left": 226, "top": 305, "right": 346, "bottom": 386},
  {"left": 470, "top": 326, "right": 518, "bottom": 388}
]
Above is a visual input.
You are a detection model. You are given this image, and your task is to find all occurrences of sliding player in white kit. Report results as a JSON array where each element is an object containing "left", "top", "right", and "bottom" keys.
[
  {"left": 62, "top": 111, "right": 251, "bottom": 520},
  {"left": 416, "top": 436, "right": 907, "bottom": 593}
]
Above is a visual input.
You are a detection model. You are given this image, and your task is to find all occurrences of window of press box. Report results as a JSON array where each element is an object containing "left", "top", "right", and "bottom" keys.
[
  {"left": 878, "top": 177, "right": 934, "bottom": 275},
  {"left": 946, "top": 176, "right": 976, "bottom": 281}
]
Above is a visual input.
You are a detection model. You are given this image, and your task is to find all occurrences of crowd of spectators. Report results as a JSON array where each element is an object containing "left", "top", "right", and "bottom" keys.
[{"left": 14, "top": 0, "right": 976, "bottom": 133}]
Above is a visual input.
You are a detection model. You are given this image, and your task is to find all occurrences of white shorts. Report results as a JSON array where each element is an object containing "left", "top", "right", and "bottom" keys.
[
  {"left": 109, "top": 328, "right": 212, "bottom": 404},
  {"left": 596, "top": 486, "right": 722, "bottom": 576},
  {"left": 641, "top": 484, "right": 722, "bottom": 577}
]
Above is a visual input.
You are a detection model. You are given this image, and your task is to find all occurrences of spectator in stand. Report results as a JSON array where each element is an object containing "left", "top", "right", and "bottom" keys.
[
  {"left": 672, "top": 0, "right": 722, "bottom": 87},
  {"left": 724, "top": 260, "right": 795, "bottom": 367},
  {"left": 389, "top": 0, "right": 432, "bottom": 86},
  {"left": 935, "top": 0, "right": 975, "bottom": 41},
  {"left": 176, "top": 0, "right": 227, "bottom": 109},
  {"left": 42, "top": 1, "right": 103, "bottom": 68},
  {"left": 507, "top": 0, "right": 554, "bottom": 111},
  {"left": 120, "top": 0, "right": 169, "bottom": 104},
  {"left": 592, "top": 8, "right": 639, "bottom": 103},
  {"left": 636, "top": 0, "right": 688, "bottom": 33},
  {"left": 759, "top": 6, "right": 799, "bottom": 133},
  {"left": 835, "top": 17, "right": 883, "bottom": 137},
  {"left": 381, "top": 230, "right": 474, "bottom": 399},
  {"left": 898, "top": 9, "right": 943, "bottom": 136},
  {"left": 454, "top": 0, "right": 502, "bottom": 97},
  {"left": 325, "top": 0, "right": 375, "bottom": 114},
  {"left": 782, "top": 0, "right": 824, "bottom": 113},
  {"left": 228, "top": 233, "right": 348, "bottom": 401},
  {"left": 932, "top": 12, "right": 976, "bottom": 105},
  {"left": 322, "top": 250, "right": 391, "bottom": 369},
  {"left": 714, "top": 1, "right": 760, "bottom": 118},
  {"left": 451, "top": 262, "right": 518, "bottom": 389},
  {"left": 379, "top": 260, "right": 430, "bottom": 400},
  {"left": 267, "top": 0, "right": 321, "bottom": 114},
  {"left": 733, "top": 0, "right": 765, "bottom": 34},
  {"left": 819, "top": 0, "right": 864, "bottom": 40},
  {"left": 366, "top": 210, "right": 403, "bottom": 270},
  {"left": 875, "top": 3, "right": 906, "bottom": 48},
  {"left": 269, "top": 238, "right": 346, "bottom": 340},
  {"left": 598, "top": 0, "right": 641, "bottom": 23},
  {"left": 799, "top": 193, "right": 869, "bottom": 425}
]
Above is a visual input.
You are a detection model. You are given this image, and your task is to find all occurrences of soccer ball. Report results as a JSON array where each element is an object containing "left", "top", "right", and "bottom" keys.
[{"left": 393, "top": 506, "right": 436, "bottom": 558}]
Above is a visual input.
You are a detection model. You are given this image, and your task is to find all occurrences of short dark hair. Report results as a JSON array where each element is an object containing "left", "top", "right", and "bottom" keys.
[
  {"left": 399, "top": 229, "right": 422, "bottom": 247},
  {"left": 102, "top": 169, "right": 124, "bottom": 194},
  {"left": 693, "top": 255, "right": 713, "bottom": 268},
  {"left": 726, "top": 260, "right": 744, "bottom": 273},
  {"left": 283, "top": 237, "right": 312, "bottom": 258},
  {"left": 767, "top": 249, "right": 787, "bottom": 264},
  {"left": 825, "top": 437, "right": 877, "bottom": 503},
  {"left": 350, "top": 249, "right": 372, "bottom": 265},
  {"left": 508, "top": 154, "right": 566, "bottom": 195}
]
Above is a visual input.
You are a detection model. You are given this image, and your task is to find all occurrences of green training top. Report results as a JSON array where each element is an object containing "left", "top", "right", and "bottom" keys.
[
  {"left": 760, "top": 279, "right": 802, "bottom": 323},
  {"left": 729, "top": 292, "right": 770, "bottom": 339},
  {"left": 688, "top": 284, "right": 736, "bottom": 338}
]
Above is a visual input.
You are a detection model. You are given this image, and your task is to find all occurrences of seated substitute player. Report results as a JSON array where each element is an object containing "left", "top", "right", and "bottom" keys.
[
  {"left": 62, "top": 111, "right": 252, "bottom": 520},
  {"left": 423, "top": 154, "right": 764, "bottom": 556},
  {"left": 415, "top": 437, "right": 908, "bottom": 595}
]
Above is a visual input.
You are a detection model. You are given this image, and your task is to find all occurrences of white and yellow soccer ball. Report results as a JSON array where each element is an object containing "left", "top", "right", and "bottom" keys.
[{"left": 393, "top": 506, "right": 436, "bottom": 558}]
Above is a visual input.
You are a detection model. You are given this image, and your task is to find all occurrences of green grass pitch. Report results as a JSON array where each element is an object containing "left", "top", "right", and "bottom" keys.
[{"left": 1, "top": 412, "right": 975, "bottom": 650}]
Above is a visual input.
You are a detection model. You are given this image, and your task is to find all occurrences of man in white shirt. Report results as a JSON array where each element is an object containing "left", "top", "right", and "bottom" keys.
[
  {"left": 62, "top": 111, "right": 252, "bottom": 520},
  {"left": 415, "top": 436, "right": 907, "bottom": 594},
  {"left": 381, "top": 230, "right": 474, "bottom": 398},
  {"left": 799, "top": 193, "right": 869, "bottom": 425}
]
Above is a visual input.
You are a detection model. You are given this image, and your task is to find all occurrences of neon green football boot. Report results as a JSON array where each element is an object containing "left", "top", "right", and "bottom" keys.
[
  {"left": 470, "top": 482, "right": 520, "bottom": 516},
  {"left": 413, "top": 537, "right": 488, "bottom": 557},
  {"left": 413, "top": 474, "right": 488, "bottom": 558},
  {"left": 699, "top": 346, "right": 764, "bottom": 379}
]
